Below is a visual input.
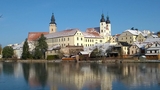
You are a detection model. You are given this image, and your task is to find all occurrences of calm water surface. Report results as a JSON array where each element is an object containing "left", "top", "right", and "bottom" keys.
[{"left": 0, "top": 62, "right": 160, "bottom": 90}]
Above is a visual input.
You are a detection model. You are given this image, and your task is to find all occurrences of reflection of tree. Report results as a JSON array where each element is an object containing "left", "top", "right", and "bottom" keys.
[
  {"left": 22, "top": 63, "right": 30, "bottom": 83},
  {"left": 90, "top": 63, "right": 101, "bottom": 75},
  {"left": 3, "top": 62, "right": 14, "bottom": 75},
  {"left": 34, "top": 63, "right": 48, "bottom": 87}
]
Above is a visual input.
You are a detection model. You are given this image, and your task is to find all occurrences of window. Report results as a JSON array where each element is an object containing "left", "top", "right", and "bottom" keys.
[
  {"left": 81, "top": 38, "right": 82, "bottom": 40},
  {"left": 68, "top": 38, "right": 69, "bottom": 41},
  {"left": 101, "top": 30, "right": 103, "bottom": 32},
  {"left": 64, "top": 38, "right": 65, "bottom": 41},
  {"left": 77, "top": 37, "right": 79, "bottom": 40},
  {"left": 62, "top": 38, "right": 63, "bottom": 41},
  {"left": 77, "top": 43, "right": 79, "bottom": 46},
  {"left": 100, "top": 40, "right": 102, "bottom": 42},
  {"left": 86, "top": 39, "right": 87, "bottom": 42},
  {"left": 156, "top": 44, "right": 157, "bottom": 47}
]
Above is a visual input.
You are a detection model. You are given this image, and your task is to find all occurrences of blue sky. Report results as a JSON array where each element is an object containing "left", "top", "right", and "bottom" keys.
[{"left": 0, "top": 0, "right": 160, "bottom": 47}]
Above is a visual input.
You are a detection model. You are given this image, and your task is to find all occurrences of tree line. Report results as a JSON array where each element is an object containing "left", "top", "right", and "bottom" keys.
[{"left": 1, "top": 34, "right": 48, "bottom": 60}]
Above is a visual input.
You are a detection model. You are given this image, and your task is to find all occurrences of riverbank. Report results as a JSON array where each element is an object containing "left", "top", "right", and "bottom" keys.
[{"left": 1, "top": 59, "right": 160, "bottom": 63}]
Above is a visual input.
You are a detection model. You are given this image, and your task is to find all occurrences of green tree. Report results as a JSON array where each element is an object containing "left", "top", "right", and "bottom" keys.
[
  {"left": 34, "top": 34, "right": 48, "bottom": 59},
  {"left": 21, "top": 38, "right": 31, "bottom": 60},
  {"left": 33, "top": 47, "right": 42, "bottom": 59},
  {"left": 2, "top": 46, "right": 14, "bottom": 59}
]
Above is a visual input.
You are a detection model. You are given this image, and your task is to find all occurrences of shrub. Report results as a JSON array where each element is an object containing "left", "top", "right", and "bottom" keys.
[{"left": 47, "top": 55, "right": 59, "bottom": 60}]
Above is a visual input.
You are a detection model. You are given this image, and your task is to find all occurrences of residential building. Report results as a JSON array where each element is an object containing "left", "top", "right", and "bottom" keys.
[
  {"left": 129, "top": 42, "right": 146, "bottom": 56},
  {"left": 145, "top": 42, "right": 160, "bottom": 60},
  {"left": 118, "top": 29, "right": 150, "bottom": 44}
]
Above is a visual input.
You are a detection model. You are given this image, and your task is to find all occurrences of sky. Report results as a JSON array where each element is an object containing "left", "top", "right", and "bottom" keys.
[{"left": 0, "top": 0, "right": 160, "bottom": 47}]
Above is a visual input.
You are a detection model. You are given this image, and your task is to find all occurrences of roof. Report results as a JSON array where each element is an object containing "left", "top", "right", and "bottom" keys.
[
  {"left": 45, "top": 29, "right": 79, "bottom": 39},
  {"left": 82, "top": 32, "right": 103, "bottom": 38},
  {"left": 28, "top": 32, "right": 49, "bottom": 41},
  {"left": 84, "top": 27, "right": 103, "bottom": 38},
  {"left": 86, "top": 27, "right": 100, "bottom": 33},
  {"left": 125, "top": 30, "right": 141, "bottom": 35},
  {"left": 132, "top": 42, "right": 147, "bottom": 48},
  {"left": 144, "top": 37, "right": 160, "bottom": 43},
  {"left": 48, "top": 44, "right": 61, "bottom": 50},
  {"left": 79, "top": 51, "right": 89, "bottom": 55}
]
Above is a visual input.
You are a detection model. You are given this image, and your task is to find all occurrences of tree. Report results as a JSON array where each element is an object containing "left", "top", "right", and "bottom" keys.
[
  {"left": 34, "top": 34, "right": 48, "bottom": 59},
  {"left": 2, "top": 46, "right": 14, "bottom": 59},
  {"left": 90, "top": 47, "right": 101, "bottom": 58},
  {"left": 33, "top": 47, "right": 42, "bottom": 59},
  {"left": 21, "top": 38, "right": 31, "bottom": 60}
]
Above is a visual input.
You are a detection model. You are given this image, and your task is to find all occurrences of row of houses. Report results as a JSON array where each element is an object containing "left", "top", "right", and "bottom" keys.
[{"left": 5, "top": 13, "right": 160, "bottom": 60}]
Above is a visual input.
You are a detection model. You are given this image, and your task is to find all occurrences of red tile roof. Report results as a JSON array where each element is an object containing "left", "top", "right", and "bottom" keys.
[{"left": 28, "top": 32, "right": 49, "bottom": 41}]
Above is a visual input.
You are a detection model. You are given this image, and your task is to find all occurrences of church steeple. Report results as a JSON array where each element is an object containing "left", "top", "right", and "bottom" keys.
[
  {"left": 50, "top": 13, "right": 56, "bottom": 25},
  {"left": 49, "top": 13, "right": 57, "bottom": 33},
  {"left": 100, "top": 14, "right": 105, "bottom": 22},
  {"left": 106, "top": 16, "right": 110, "bottom": 24}
]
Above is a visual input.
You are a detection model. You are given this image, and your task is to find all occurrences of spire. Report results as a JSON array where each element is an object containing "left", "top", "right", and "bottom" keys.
[
  {"left": 50, "top": 13, "right": 56, "bottom": 25},
  {"left": 106, "top": 15, "right": 110, "bottom": 24},
  {"left": 100, "top": 13, "right": 105, "bottom": 22}
]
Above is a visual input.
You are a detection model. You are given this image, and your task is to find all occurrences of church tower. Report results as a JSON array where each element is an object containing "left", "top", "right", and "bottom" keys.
[
  {"left": 106, "top": 16, "right": 111, "bottom": 35},
  {"left": 49, "top": 13, "right": 57, "bottom": 33},
  {"left": 100, "top": 14, "right": 107, "bottom": 37}
]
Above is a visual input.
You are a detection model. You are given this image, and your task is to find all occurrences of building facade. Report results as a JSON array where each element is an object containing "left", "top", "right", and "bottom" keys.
[{"left": 45, "top": 13, "right": 112, "bottom": 48}]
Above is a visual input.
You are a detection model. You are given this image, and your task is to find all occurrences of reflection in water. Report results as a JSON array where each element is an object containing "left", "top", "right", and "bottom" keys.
[{"left": 0, "top": 62, "right": 160, "bottom": 90}]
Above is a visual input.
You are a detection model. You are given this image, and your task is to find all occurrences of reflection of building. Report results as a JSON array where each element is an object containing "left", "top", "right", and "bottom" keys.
[{"left": 47, "top": 63, "right": 115, "bottom": 90}]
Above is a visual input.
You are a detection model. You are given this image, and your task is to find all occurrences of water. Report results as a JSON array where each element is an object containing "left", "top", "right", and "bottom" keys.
[{"left": 0, "top": 62, "right": 160, "bottom": 90}]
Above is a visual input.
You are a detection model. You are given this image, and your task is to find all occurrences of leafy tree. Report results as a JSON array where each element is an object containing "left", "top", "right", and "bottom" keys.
[
  {"left": 21, "top": 38, "right": 31, "bottom": 60},
  {"left": 34, "top": 34, "right": 48, "bottom": 59},
  {"left": 2, "top": 46, "right": 14, "bottom": 59}
]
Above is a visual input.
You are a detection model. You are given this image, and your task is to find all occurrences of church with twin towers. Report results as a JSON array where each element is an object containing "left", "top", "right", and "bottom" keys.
[{"left": 44, "top": 13, "right": 112, "bottom": 48}]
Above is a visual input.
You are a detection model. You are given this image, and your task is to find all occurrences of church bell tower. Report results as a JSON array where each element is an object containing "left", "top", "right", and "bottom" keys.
[{"left": 49, "top": 13, "right": 57, "bottom": 33}]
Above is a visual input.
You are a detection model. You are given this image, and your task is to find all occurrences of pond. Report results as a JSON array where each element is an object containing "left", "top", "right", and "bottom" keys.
[{"left": 0, "top": 62, "right": 160, "bottom": 90}]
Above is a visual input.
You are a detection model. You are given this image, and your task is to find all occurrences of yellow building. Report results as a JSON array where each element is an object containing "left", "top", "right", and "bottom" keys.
[
  {"left": 45, "top": 13, "right": 112, "bottom": 48},
  {"left": 118, "top": 29, "right": 150, "bottom": 44}
]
